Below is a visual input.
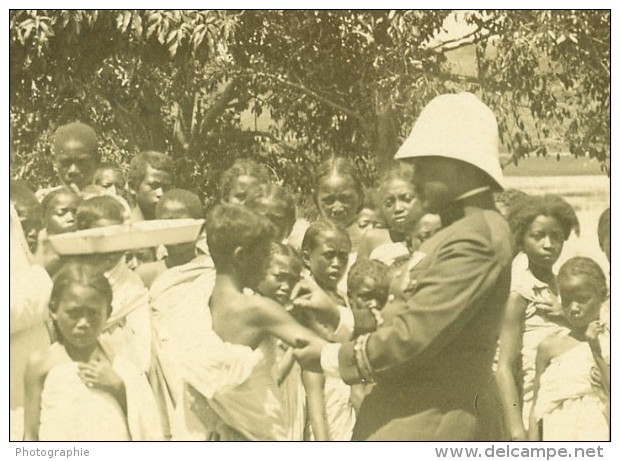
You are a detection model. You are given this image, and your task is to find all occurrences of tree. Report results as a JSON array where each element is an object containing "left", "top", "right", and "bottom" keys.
[{"left": 10, "top": 9, "right": 610, "bottom": 206}]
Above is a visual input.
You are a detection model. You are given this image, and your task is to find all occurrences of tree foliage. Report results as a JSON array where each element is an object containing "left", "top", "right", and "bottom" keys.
[{"left": 9, "top": 9, "right": 610, "bottom": 206}]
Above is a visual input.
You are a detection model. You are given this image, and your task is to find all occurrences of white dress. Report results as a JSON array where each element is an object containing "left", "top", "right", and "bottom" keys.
[{"left": 533, "top": 340, "right": 608, "bottom": 441}]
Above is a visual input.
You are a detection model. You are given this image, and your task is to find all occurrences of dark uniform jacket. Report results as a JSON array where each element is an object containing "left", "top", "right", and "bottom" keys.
[{"left": 338, "top": 206, "right": 512, "bottom": 440}]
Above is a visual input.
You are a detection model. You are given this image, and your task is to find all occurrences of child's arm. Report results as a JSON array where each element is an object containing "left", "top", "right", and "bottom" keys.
[
  {"left": 250, "top": 296, "right": 327, "bottom": 350},
  {"left": 23, "top": 353, "right": 47, "bottom": 441},
  {"left": 495, "top": 292, "right": 528, "bottom": 441},
  {"left": 528, "top": 339, "right": 553, "bottom": 441},
  {"left": 302, "top": 370, "right": 330, "bottom": 441},
  {"left": 585, "top": 321, "right": 611, "bottom": 397}
]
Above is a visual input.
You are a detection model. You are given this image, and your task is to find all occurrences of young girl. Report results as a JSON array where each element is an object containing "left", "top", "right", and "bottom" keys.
[
  {"left": 496, "top": 194, "right": 579, "bottom": 440},
  {"left": 256, "top": 242, "right": 307, "bottom": 441},
  {"left": 313, "top": 157, "right": 365, "bottom": 253},
  {"left": 219, "top": 158, "right": 272, "bottom": 205},
  {"left": 367, "top": 163, "right": 424, "bottom": 266},
  {"left": 245, "top": 183, "right": 297, "bottom": 243},
  {"left": 23, "top": 261, "right": 161, "bottom": 441},
  {"left": 529, "top": 257, "right": 609, "bottom": 441},
  {"left": 301, "top": 220, "right": 356, "bottom": 441}
]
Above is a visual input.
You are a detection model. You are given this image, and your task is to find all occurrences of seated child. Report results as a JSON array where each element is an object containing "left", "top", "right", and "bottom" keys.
[
  {"left": 41, "top": 188, "right": 82, "bottom": 236},
  {"left": 23, "top": 261, "right": 162, "bottom": 441},
  {"left": 529, "top": 257, "right": 609, "bottom": 441},
  {"left": 301, "top": 220, "right": 356, "bottom": 441},
  {"left": 75, "top": 196, "right": 152, "bottom": 373},
  {"left": 256, "top": 242, "right": 307, "bottom": 440}
]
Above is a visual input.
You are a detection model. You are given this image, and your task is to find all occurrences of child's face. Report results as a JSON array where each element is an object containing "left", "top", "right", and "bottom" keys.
[
  {"left": 46, "top": 193, "right": 81, "bottom": 235},
  {"left": 257, "top": 255, "right": 301, "bottom": 306},
  {"left": 305, "top": 230, "right": 350, "bottom": 292},
  {"left": 349, "top": 276, "right": 387, "bottom": 312},
  {"left": 135, "top": 165, "right": 172, "bottom": 219},
  {"left": 356, "top": 208, "right": 383, "bottom": 231},
  {"left": 54, "top": 142, "right": 98, "bottom": 190},
  {"left": 317, "top": 174, "right": 361, "bottom": 228},
  {"left": 15, "top": 203, "right": 43, "bottom": 253},
  {"left": 254, "top": 197, "right": 291, "bottom": 241},
  {"left": 559, "top": 275, "right": 603, "bottom": 329},
  {"left": 157, "top": 200, "right": 197, "bottom": 258},
  {"left": 522, "top": 215, "right": 564, "bottom": 269},
  {"left": 53, "top": 284, "right": 109, "bottom": 350},
  {"left": 96, "top": 169, "right": 127, "bottom": 198},
  {"left": 227, "top": 175, "right": 259, "bottom": 205},
  {"left": 381, "top": 178, "right": 422, "bottom": 235}
]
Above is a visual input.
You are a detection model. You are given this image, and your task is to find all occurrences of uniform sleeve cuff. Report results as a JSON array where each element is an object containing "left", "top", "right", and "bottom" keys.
[{"left": 320, "top": 342, "right": 342, "bottom": 379}]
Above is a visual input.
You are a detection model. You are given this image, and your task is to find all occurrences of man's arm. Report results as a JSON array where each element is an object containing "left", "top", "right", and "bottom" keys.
[{"left": 339, "top": 236, "right": 505, "bottom": 383}]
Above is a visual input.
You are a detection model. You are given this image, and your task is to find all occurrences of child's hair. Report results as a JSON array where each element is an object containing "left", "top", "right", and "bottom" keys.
[
  {"left": 156, "top": 189, "right": 204, "bottom": 220},
  {"left": 313, "top": 157, "right": 364, "bottom": 211},
  {"left": 245, "top": 184, "right": 296, "bottom": 232},
  {"left": 206, "top": 204, "right": 275, "bottom": 270},
  {"left": 219, "top": 158, "right": 272, "bottom": 201},
  {"left": 301, "top": 219, "right": 352, "bottom": 254},
  {"left": 362, "top": 187, "right": 381, "bottom": 210},
  {"left": 49, "top": 260, "right": 113, "bottom": 318},
  {"left": 378, "top": 161, "right": 416, "bottom": 192},
  {"left": 41, "top": 187, "right": 81, "bottom": 215},
  {"left": 52, "top": 122, "right": 100, "bottom": 161},
  {"left": 94, "top": 162, "right": 126, "bottom": 183},
  {"left": 507, "top": 194, "right": 580, "bottom": 251},
  {"left": 557, "top": 256, "right": 607, "bottom": 300},
  {"left": 76, "top": 196, "right": 125, "bottom": 230},
  {"left": 494, "top": 188, "right": 529, "bottom": 214},
  {"left": 268, "top": 242, "right": 303, "bottom": 274},
  {"left": 597, "top": 207, "right": 610, "bottom": 250},
  {"left": 128, "top": 151, "right": 173, "bottom": 190},
  {"left": 347, "top": 259, "right": 389, "bottom": 296}
]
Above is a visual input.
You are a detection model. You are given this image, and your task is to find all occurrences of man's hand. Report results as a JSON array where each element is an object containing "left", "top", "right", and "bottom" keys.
[
  {"left": 291, "top": 278, "right": 341, "bottom": 328},
  {"left": 292, "top": 337, "right": 329, "bottom": 373}
]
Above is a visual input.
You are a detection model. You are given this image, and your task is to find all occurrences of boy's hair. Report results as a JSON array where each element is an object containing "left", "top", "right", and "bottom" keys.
[
  {"left": 362, "top": 187, "right": 382, "bottom": 211},
  {"left": 597, "top": 207, "right": 610, "bottom": 250},
  {"left": 313, "top": 157, "right": 364, "bottom": 211},
  {"left": 76, "top": 196, "right": 125, "bottom": 230},
  {"left": 52, "top": 122, "right": 100, "bottom": 161},
  {"left": 156, "top": 189, "right": 204, "bottom": 220},
  {"left": 301, "top": 219, "right": 351, "bottom": 254},
  {"left": 219, "top": 159, "right": 272, "bottom": 201},
  {"left": 347, "top": 259, "right": 389, "bottom": 296},
  {"left": 94, "top": 162, "right": 126, "bottom": 183},
  {"left": 557, "top": 256, "right": 607, "bottom": 300},
  {"left": 128, "top": 151, "right": 173, "bottom": 190},
  {"left": 49, "top": 260, "right": 113, "bottom": 318},
  {"left": 245, "top": 184, "right": 296, "bottom": 232},
  {"left": 41, "top": 187, "right": 81, "bottom": 215},
  {"left": 206, "top": 204, "right": 275, "bottom": 270},
  {"left": 507, "top": 194, "right": 580, "bottom": 251},
  {"left": 268, "top": 242, "right": 303, "bottom": 275}
]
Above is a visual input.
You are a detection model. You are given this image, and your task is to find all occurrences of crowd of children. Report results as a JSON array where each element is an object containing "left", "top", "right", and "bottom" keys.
[{"left": 9, "top": 120, "right": 610, "bottom": 441}]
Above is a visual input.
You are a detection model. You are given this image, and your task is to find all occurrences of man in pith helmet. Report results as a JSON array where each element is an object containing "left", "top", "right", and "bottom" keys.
[{"left": 293, "top": 92, "right": 513, "bottom": 440}]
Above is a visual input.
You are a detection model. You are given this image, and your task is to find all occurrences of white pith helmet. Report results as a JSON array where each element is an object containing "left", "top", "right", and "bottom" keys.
[{"left": 394, "top": 92, "right": 504, "bottom": 191}]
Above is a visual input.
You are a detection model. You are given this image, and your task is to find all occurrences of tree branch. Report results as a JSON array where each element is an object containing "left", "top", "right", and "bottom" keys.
[{"left": 199, "top": 78, "right": 240, "bottom": 135}]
